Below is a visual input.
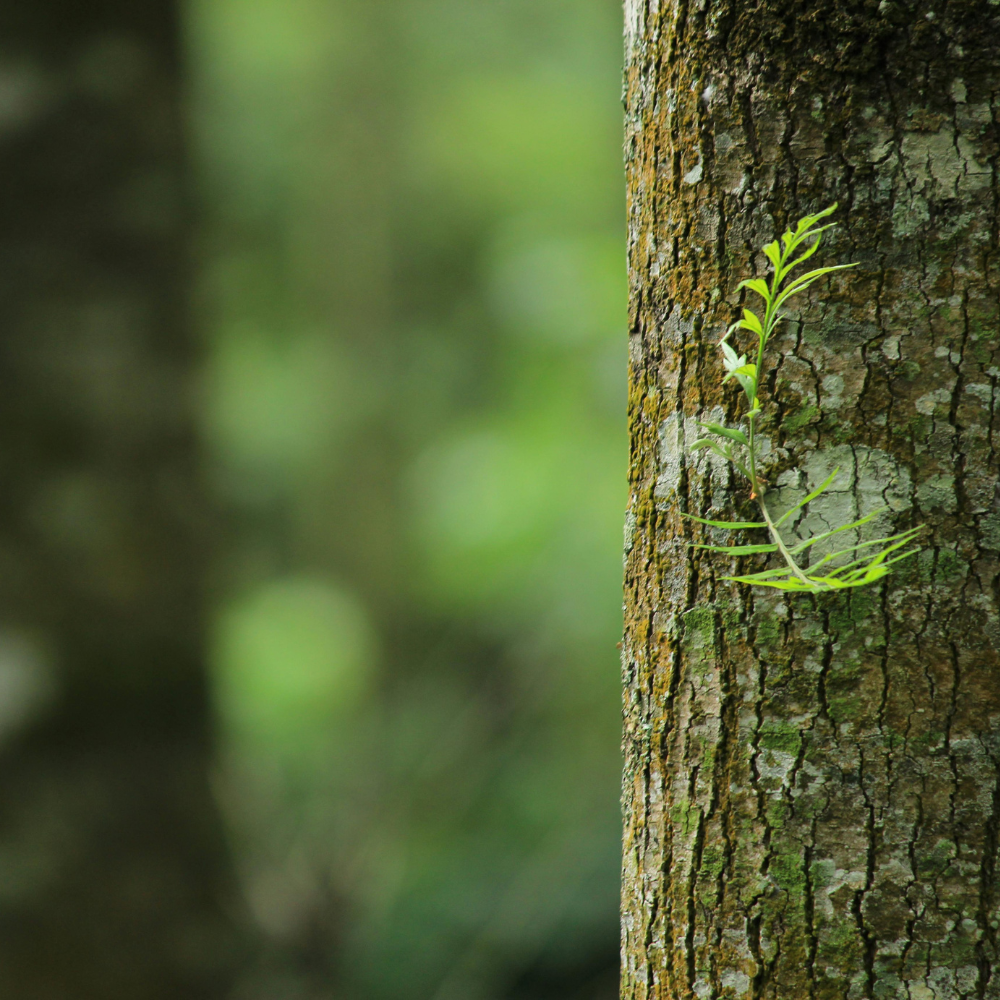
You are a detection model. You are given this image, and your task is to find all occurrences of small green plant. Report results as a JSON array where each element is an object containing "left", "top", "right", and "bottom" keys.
[{"left": 687, "top": 205, "right": 923, "bottom": 592}]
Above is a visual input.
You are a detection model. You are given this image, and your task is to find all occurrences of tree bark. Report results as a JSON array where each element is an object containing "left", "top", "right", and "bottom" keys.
[
  {"left": 0, "top": 3, "right": 244, "bottom": 996},
  {"left": 621, "top": 2, "right": 1000, "bottom": 999}
]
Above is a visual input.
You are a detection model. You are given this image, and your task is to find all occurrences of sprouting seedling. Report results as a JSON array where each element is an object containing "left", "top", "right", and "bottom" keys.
[{"left": 685, "top": 204, "right": 924, "bottom": 592}]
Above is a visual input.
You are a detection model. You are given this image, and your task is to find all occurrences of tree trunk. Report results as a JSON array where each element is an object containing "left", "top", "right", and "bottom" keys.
[
  {"left": 621, "top": 3, "right": 1000, "bottom": 999},
  {"left": 0, "top": 3, "right": 244, "bottom": 996}
]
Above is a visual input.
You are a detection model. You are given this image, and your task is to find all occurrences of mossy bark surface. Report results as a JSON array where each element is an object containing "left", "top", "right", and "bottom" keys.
[
  {"left": 0, "top": 2, "right": 245, "bottom": 996},
  {"left": 621, "top": 2, "right": 1000, "bottom": 998}
]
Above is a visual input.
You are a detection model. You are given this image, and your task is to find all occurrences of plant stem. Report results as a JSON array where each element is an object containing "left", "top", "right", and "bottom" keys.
[
  {"left": 759, "top": 495, "right": 818, "bottom": 588},
  {"left": 745, "top": 244, "right": 820, "bottom": 590},
  {"left": 747, "top": 412, "right": 817, "bottom": 589}
]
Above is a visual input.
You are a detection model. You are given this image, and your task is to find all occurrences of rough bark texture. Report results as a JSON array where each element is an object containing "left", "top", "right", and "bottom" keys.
[
  {"left": 0, "top": 3, "right": 244, "bottom": 996},
  {"left": 621, "top": 2, "right": 1000, "bottom": 998}
]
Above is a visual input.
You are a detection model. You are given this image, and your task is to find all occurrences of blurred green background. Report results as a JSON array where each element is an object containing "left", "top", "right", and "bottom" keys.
[{"left": 186, "top": 1, "right": 626, "bottom": 997}]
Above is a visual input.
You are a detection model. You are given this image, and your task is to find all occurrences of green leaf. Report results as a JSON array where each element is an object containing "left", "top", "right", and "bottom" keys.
[
  {"left": 811, "top": 575, "right": 868, "bottom": 591},
  {"left": 690, "top": 439, "right": 729, "bottom": 459},
  {"left": 681, "top": 514, "right": 767, "bottom": 529},
  {"left": 697, "top": 203, "right": 925, "bottom": 596},
  {"left": 739, "top": 309, "right": 764, "bottom": 337},
  {"left": 721, "top": 573, "right": 818, "bottom": 591},
  {"left": 737, "top": 278, "right": 770, "bottom": 300},
  {"left": 721, "top": 363, "right": 757, "bottom": 390},
  {"left": 865, "top": 546, "right": 922, "bottom": 574},
  {"left": 786, "top": 220, "right": 834, "bottom": 249},
  {"left": 773, "top": 469, "right": 840, "bottom": 526},
  {"left": 726, "top": 566, "right": 880, "bottom": 593},
  {"left": 782, "top": 231, "right": 824, "bottom": 270},
  {"left": 859, "top": 566, "right": 891, "bottom": 583},
  {"left": 829, "top": 543, "right": 920, "bottom": 585},
  {"left": 805, "top": 526, "right": 925, "bottom": 575},
  {"left": 775, "top": 223, "right": 841, "bottom": 283},
  {"left": 691, "top": 542, "right": 778, "bottom": 555},
  {"left": 795, "top": 204, "right": 838, "bottom": 231},
  {"left": 773, "top": 263, "right": 858, "bottom": 310},
  {"left": 697, "top": 421, "right": 748, "bottom": 446},
  {"left": 826, "top": 538, "right": 924, "bottom": 579},
  {"left": 722, "top": 365, "right": 757, "bottom": 406},
  {"left": 732, "top": 372, "right": 756, "bottom": 403},
  {"left": 766, "top": 207, "right": 841, "bottom": 284},
  {"left": 784, "top": 206, "right": 837, "bottom": 248},
  {"left": 718, "top": 342, "right": 757, "bottom": 403},
  {"left": 720, "top": 339, "right": 744, "bottom": 369},
  {"left": 721, "top": 567, "right": 797, "bottom": 582},
  {"left": 787, "top": 510, "right": 882, "bottom": 555}
]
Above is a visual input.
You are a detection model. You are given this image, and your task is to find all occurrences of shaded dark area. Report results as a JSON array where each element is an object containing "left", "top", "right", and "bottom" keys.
[{"left": 0, "top": 1, "right": 243, "bottom": 997}]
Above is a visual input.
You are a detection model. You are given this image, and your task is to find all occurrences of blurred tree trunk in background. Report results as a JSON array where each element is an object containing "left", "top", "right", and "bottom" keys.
[
  {"left": 0, "top": 2, "right": 243, "bottom": 997},
  {"left": 622, "top": 2, "right": 1000, "bottom": 998}
]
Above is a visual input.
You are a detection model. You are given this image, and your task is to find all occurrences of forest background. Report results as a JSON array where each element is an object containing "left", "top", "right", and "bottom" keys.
[{"left": 184, "top": 0, "right": 623, "bottom": 997}]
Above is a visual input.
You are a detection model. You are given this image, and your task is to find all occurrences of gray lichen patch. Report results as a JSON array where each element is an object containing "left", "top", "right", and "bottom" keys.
[
  {"left": 654, "top": 413, "right": 685, "bottom": 500},
  {"left": 655, "top": 409, "right": 734, "bottom": 507},
  {"left": 623, "top": 506, "right": 637, "bottom": 560},
  {"left": 916, "top": 474, "right": 958, "bottom": 513},
  {"left": 765, "top": 445, "right": 914, "bottom": 564}
]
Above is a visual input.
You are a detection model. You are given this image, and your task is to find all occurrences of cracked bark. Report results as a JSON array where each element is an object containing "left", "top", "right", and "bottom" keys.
[{"left": 621, "top": 1, "right": 1000, "bottom": 998}]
